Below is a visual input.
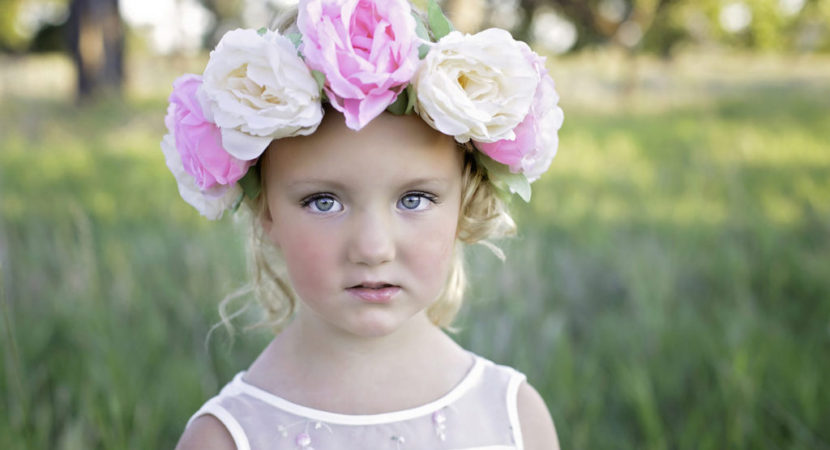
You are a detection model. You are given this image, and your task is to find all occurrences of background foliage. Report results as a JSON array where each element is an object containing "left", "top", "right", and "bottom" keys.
[
  {"left": 4, "top": 0, "right": 830, "bottom": 54},
  {"left": 2, "top": 0, "right": 830, "bottom": 448},
  {"left": 2, "top": 49, "right": 829, "bottom": 448}
]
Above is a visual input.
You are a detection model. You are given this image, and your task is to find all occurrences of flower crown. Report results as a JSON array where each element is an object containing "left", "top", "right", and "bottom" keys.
[{"left": 162, "top": 0, "right": 564, "bottom": 220}]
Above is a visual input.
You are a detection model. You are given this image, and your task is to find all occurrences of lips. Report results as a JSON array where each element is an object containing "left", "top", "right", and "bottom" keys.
[{"left": 346, "top": 282, "right": 401, "bottom": 303}]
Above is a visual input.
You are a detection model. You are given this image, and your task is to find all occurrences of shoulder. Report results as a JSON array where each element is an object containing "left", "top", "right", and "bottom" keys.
[
  {"left": 516, "top": 381, "right": 560, "bottom": 450},
  {"left": 175, "top": 415, "right": 236, "bottom": 450}
]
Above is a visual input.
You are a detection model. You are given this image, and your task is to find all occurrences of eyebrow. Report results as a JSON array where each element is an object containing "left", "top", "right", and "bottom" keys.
[
  {"left": 285, "top": 180, "right": 348, "bottom": 190},
  {"left": 285, "top": 177, "right": 451, "bottom": 191},
  {"left": 399, "top": 177, "right": 452, "bottom": 189}
]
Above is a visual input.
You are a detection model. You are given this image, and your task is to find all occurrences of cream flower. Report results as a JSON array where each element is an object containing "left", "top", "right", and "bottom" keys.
[
  {"left": 161, "top": 134, "right": 242, "bottom": 220},
  {"left": 414, "top": 28, "right": 539, "bottom": 144},
  {"left": 199, "top": 28, "right": 324, "bottom": 160},
  {"left": 474, "top": 42, "right": 564, "bottom": 183}
]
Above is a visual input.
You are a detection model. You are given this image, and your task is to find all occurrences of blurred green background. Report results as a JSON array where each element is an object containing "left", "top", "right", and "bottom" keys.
[{"left": 2, "top": 0, "right": 830, "bottom": 448}]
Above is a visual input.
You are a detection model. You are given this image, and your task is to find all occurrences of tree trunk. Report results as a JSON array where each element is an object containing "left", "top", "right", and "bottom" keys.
[{"left": 66, "top": 0, "right": 124, "bottom": 101}]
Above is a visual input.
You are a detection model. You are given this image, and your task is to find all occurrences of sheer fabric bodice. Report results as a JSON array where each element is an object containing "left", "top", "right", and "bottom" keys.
[{"left": 186, "top": 353, "right": 527, "bottom": 449}]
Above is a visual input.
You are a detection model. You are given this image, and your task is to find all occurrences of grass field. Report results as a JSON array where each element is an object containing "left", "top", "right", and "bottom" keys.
[{"left": 2, "top": 51, "right": 829, "bottom": 449}]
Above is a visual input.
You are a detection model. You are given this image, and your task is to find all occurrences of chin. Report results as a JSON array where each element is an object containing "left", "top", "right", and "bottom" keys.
[{"left": 338, "top": 309, "right": 424, "bottom": 339}]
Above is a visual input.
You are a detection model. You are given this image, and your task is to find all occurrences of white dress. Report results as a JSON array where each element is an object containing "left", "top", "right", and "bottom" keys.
[{"left": 186, "top": 353, "right": 528, "bottom": 449}]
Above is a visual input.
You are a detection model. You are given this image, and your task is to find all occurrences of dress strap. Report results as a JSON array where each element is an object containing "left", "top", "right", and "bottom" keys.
[
  {"left": 187, "top": 397, "right": 251, "bottom": 450},
  {"left": 506, "top": 369, "right": 527, "bottom": 449},
  {"left": 230, "top": 356, "right": 485, "bottom": 426}
]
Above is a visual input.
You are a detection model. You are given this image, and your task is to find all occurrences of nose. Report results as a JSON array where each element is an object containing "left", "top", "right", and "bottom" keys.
[{"left": 347, "top": 209, "right": 396, "bottom": 266}]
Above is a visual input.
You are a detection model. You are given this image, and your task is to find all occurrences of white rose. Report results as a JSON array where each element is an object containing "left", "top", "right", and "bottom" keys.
[
  {"left": 414, "top": 28, "right": 539, "bottom": 144},
  {"left": 199, "top": 28, "right": 323, "bottom": 160},
  {"left": 161, "top": 134, "right": 242, "bottom": 220}
]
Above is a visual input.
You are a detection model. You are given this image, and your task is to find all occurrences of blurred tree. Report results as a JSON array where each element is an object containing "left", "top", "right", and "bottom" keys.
[
  {"left": 0, "top": 0, "right": 28, "bottom": 51},
  {"left": 470, "top": 0, "right": 829, "bottom": 55},
  {"left": 3, "top": 0, "right": 828, "bottom": 63},
  {"left": 805, "top": 0, "right": 830, "bottom": 51},
  {"left": 510, "top": 0, "right": 682, "bottom": 52},
  {"left": 439, "top": 0, "right": 680, "bottom": 53},
  {"left": 30, "top": 21, "right": 67, "bottom": 52},
  {"left": 196, "top": 0, "right": 244, "bottom": 47},
  {"left": 66, "top": 0, "right": 124, "bottom": 100}
]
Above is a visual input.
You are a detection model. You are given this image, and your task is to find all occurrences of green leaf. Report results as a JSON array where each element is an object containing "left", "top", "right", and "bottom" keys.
[
  {"left": 476, "top": 151, "right": 532, "bottom": 202},
  {"left": 387, "top": 89, "right": 409, "bottom": 115},
  {"left": 427, "top": 0, "right": 454, "bottom": 40},
  {"left": 256, "top": 27, "right": 268, "bottom": 36},
  {"left": 231, "top": 192, "right": 245, "bottom": 213},
  {"left": 404, "top": 84, "right": 417, "bottom": 114},
  {"left": 418, "top": 43, "right": 431, "bottom": 59},
  {"left": 287, "top": 32, "right": 302, "bottom": 49},
  {"left": 412, "top": 11, "right": 430, "bottom": 42},
  {"left": 505, "top": 174, "right": 531, "bottom": 202},
  {"left": 238, "top": 165, "right": 262, "bottom": 201},
  {"left": 311, "top": 70, "right": 327, "bottom": 92},
  {"left": 386, "top": 85, "right": 418, "bottom": 116}
]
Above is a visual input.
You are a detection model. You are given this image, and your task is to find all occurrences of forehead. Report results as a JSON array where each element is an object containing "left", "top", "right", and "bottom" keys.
[{"left": 264, "top": 111, "right": 461, "bottom": 184}]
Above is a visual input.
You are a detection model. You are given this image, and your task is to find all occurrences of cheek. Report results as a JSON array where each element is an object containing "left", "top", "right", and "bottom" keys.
[
  {"left": 404, "top": 214, "right": 458, "bottom": 289},
  {"left": 269, "top": 222, "right": 341, "bottom": 296}
]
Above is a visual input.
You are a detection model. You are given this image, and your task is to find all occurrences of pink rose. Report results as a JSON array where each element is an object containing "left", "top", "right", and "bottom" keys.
[
  {"left": 475, "top": 43, "right": 564, "bottom": 182},
  {"left": 298, "top": 0, "right": 420, "bottom": 130},
  {"left": 165, "top": 74, "right": 254, "bottom": 191},
  {"left": 161, "top": 133, "right": 243, "bottom": 220}
]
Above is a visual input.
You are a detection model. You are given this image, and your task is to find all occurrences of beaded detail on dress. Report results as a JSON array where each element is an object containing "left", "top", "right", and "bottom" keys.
[{"left": 186, "top": 353, "right": 527, "bottom": 450}]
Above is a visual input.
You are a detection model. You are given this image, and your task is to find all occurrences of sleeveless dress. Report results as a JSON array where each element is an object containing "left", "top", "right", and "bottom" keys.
[{"left": 186, "top": 353, "right": 527, "bottom": 449}]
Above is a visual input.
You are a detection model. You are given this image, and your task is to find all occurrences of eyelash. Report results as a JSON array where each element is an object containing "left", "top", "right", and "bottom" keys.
[
  {"left": 300, "top": 193, "right": 342, "bottom": 213},
  {"left": 299, "top": 191, "right": 439, "bottom": 213},
  {"left": 399, "top": 191, "right": 438, "bottom": 211}
]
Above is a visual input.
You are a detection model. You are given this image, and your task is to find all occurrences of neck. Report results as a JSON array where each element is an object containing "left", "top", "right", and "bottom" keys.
[
  {"left": 246, "top": 309, "right": 473, "bottom": 414},
  {"left": 279, "top": 309, "right": 449, "bottom": 370}
]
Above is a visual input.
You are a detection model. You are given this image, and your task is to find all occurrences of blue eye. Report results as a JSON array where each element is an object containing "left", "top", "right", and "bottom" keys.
[
  {"left": 302, "top": 194, "right": 343, "bottom": 213},
  {"left": 398, "top": 192, "right": 435, "bottom": 211}
]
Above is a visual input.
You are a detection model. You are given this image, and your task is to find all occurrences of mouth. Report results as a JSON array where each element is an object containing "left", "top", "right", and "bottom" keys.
[
  {"left": 350, "top": 281, "right": 397, "bottom": 289},
  {"left": 346, "top": 282, "right": 401, "bottom": 303}
]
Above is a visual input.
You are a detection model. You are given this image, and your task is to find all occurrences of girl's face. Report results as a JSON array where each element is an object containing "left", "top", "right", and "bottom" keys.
[{"left": 262, "top": 112, "right": 462, "bottom": 338}]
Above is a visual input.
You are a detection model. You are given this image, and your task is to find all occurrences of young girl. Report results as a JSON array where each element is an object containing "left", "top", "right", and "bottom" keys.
[{"left": 162, "top": 1, "right": 563, "bottom": 448}]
